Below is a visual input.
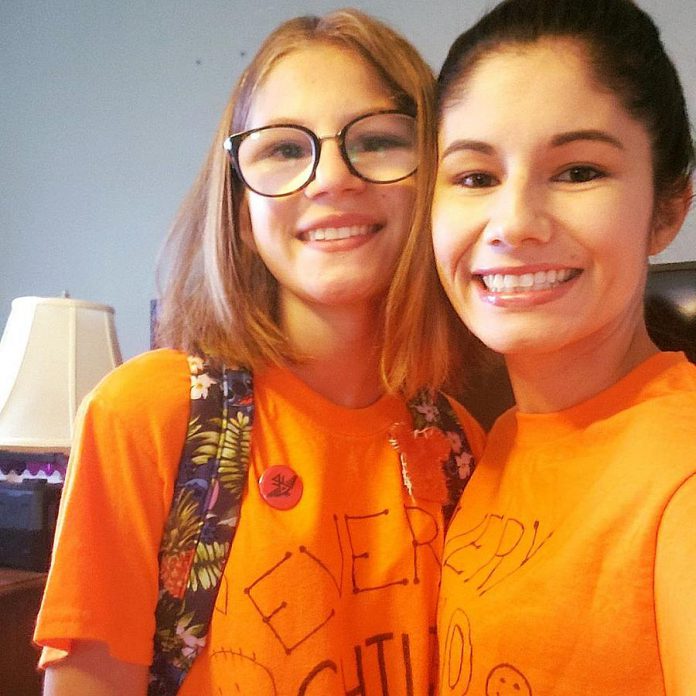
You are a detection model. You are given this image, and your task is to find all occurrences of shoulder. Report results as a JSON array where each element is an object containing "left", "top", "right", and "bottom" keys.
[
  {"left": 629, "top": 358, "right": 696, "bottom": 452},
  {"left": 78, "top": 348, "right": 191, "bottom": 445},
  {"left": 597, "top": 354, "right": 696, "bottom": 456},
  {"left": 87, "top": 348, "right": 190, "bottom": 410},
  {"left": 92, "top": 348, "right": 190, "bottom": 398},
  {"left": 635, "top": 352, "right": 696, "bottom": 409}
]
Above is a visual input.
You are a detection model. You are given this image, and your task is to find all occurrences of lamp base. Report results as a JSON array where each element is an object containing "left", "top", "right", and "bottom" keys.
[{"left": 0, "top": 451, "right": 67, "bottom": 483}]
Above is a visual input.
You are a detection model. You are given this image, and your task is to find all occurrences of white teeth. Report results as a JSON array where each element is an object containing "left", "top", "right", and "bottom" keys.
[
  {"left": 480, "top": 268, "right": 577, "bottom": 292},
  {"left": 306, "top": 225, "right": 375, "bottom": 242}
]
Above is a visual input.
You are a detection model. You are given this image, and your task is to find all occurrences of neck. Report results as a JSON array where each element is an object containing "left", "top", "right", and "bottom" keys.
[
  {"left": 506, "top": 320, "right": 659, "bottom": 414},
  {"left": 280, "top": 296, "right": 385, "bottom": 408}
]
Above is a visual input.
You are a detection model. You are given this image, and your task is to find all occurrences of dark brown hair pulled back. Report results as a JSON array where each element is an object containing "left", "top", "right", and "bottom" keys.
[{"left": 438, "top": 0, "right": 694, "bottom": 205}]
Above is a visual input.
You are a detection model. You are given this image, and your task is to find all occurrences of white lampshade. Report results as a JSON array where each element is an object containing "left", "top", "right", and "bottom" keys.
[{"left": 0, "top": 296, "right": 122, "bottom": 452}]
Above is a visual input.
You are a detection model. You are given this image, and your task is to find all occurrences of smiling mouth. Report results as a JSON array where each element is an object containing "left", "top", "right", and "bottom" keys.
[
  {"left": 478, "top": 268, "right": 581, "bottom": 292},
  {"left": 303, "top": 224, "right": 380, "bottom": 242}
]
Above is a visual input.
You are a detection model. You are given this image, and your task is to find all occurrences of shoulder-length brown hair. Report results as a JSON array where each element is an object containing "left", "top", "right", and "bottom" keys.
[{"left": 156, "top": 9, "right": 470, "bottom": 396}]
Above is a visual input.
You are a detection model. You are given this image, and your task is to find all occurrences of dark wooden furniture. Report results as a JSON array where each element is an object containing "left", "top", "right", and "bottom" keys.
[
  {"left": 645, "top": 260, "right": 696, "bottom": 363},
  {"left": 0, "top": 567, "right": 46, "bottom": 696}
]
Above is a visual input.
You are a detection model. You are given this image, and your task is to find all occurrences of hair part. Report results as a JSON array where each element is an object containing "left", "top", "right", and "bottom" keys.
[
  {"left": 156, "top": 9, "right": 466, "bottom": 395},
  {"left": 437, "top": 0, "right": 694, "bottom": 207}
]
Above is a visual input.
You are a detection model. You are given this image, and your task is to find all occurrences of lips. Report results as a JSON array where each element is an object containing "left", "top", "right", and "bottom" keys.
[
  {"left": 478, "top": 267, "right": 581, "bottom": 293},
  {"left": 304, "top": 224, "right": 380, "bottom": 242}
]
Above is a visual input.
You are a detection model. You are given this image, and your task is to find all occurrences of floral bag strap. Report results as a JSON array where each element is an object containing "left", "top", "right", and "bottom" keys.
[
  {"left": 400, "top": 388, "right": 477, "bottom": 525},
  {"left": 148, "top": 355, "right": 254, "bottom": 696}
]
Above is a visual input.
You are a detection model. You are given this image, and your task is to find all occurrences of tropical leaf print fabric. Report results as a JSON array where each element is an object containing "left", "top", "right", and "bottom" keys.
[{"left": 149, "top": 357, "right": 254, "bottom": 695}]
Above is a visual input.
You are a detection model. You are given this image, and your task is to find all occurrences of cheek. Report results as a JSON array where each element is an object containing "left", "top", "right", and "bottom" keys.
[
  {"left": 237, "top": 197, "right": 256, "bottom": 250},
  {"left": 588, "top": 193, "right": 653, "bottom": 263},
  {"left": 246, "top": 195, "right": 295, "bottom": 246},
  {"left": 431, "top": 225, "right": 454, "bottom": 274},
  {"left": 383, "top": 181, "right": 416, "bottom": 238},
  {"left": 431, "top": 198, "right": 471, "bottom": 274},
  {"left": 245, "top": 196, "right": 268, "bottom": 245}
]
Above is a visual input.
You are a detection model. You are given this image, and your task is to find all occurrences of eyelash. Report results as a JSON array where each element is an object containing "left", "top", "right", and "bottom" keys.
[
  {"left": 553, "top": 165, "right": 606, "bottom": 183},
  {"left": 453, "top": 172, "right": 499, "bottom": 188},
  {"left": 451, "top": 165, "right": 607, "bottom": 188}
]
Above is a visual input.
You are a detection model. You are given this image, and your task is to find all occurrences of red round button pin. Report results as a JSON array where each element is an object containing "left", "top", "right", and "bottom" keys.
[{"left": 258, "top": 465, "right": 303, "bottom": 510}]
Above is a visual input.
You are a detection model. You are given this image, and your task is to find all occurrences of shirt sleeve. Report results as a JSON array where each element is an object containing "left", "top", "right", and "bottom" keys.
[
  {"left": 654, "top": 472, "right": 696, "bottom": 696},
  {"left": 34, "top": 350, "right": 190, "bottom": 666}
]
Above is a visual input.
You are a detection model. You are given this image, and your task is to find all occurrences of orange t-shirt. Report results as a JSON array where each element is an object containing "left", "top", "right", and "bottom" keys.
[
  {"left": 35, "top": 349, "right": 485, "bottom": 694},
  {"left": 438, "top": 352, "right": 696, "bottom": 696}
]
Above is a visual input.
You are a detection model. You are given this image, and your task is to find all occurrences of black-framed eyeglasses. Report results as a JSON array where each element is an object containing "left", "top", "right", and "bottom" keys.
[{"left": 223, "top": 110, "right": 418, "bottom": 198}]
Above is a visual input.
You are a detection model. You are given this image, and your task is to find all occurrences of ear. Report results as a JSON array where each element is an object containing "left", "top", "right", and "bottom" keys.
[{"left": 649, "top": 182, "right": 693, "bottom": 256}]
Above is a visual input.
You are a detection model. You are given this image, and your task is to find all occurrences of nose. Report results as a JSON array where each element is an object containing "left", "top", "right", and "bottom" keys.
[
  {"left": 484, "top": 173, "right": 551, "bottom": 247},
  {"left": 303, "top": 138, "right": 365, "bottom": 197}
]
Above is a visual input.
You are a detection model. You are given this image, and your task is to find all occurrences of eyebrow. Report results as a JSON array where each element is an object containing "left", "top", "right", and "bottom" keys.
[
  {"left": 551, "top": 129, "right": 624, "bottom": 149},
  {"left": 440, "top": 139, "right": 495, "bottom": 160},
  {"left": 441, "top": 129, "right": 625, "bottom": 161},
  {"left": 249, "top": 106, "right": 397, "bottom": 131}
]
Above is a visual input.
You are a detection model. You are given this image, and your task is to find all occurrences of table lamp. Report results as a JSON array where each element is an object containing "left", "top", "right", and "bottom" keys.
[
  {"left": 0, "top": 296, "right": 122, "bottom": 569},
  {"left": 0, "top": 296, "right": 122, "bottom": 458}
]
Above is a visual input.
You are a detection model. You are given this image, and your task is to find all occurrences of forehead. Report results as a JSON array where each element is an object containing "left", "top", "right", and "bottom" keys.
[
  {"left": 246, "top": 44, "right": 395, "bottom": 128},
  {"left": 439, "top": 38, "right": 643, "bottom": 147}
]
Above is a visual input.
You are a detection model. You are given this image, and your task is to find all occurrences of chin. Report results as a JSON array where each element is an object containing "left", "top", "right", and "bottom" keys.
[
  {"left": 310, "top": 284, "right": 386, "bottom": 309},
  {"left": 463, "top": 303, "right": 576, "bottom": 357},
  {"left": 468, "top": 327, "right": 559, "bottom": 359}
]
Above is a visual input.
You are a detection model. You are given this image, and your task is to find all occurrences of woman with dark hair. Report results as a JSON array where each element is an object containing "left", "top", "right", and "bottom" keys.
[{"left": 427, "top": 0, "right": 696, "bottom": 692}]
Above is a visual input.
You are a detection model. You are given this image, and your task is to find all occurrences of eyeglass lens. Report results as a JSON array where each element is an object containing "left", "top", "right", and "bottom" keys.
[{"left": 235, "top": 113, "right": 417, "bottom": 196}]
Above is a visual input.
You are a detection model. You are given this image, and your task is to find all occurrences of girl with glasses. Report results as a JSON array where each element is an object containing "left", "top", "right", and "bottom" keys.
[
  {"left": 424, "top": 0, "right": 696, "bottom": 693},
  {"left": 36, "top": 9, "right": 484, "bottom": 695}
]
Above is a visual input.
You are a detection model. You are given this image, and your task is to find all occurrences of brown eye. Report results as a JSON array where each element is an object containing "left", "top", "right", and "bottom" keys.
[
  {"left": 555, "top": 166, "right": 605, "bottom": 183},
  {"left": 457, "top": 172, "right": 498, "bottom": 188}
]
